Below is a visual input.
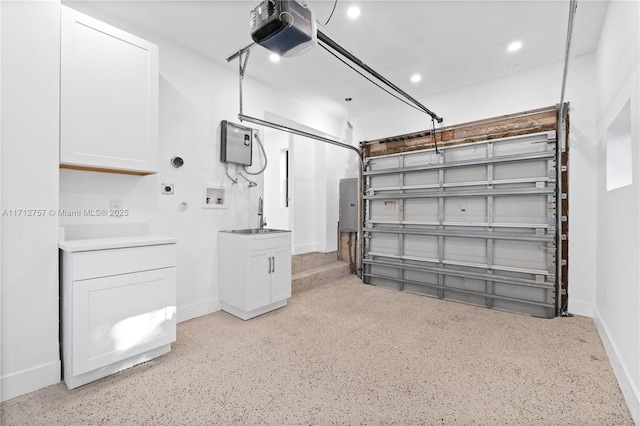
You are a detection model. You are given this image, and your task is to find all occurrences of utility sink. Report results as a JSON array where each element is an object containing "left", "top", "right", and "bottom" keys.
[{"left": 224, "top": 228, "right": 290, "bottom": 235}]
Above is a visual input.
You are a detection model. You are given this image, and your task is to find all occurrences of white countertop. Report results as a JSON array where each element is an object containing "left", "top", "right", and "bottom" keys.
[{"left": 59, "top": 235, "right": 177, "bottom": 252}]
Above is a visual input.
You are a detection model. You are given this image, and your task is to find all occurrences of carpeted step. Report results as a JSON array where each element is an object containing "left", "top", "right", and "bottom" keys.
[
  {"left": 292, "top": 251, "right": 339, "bottom": 275},
  {"left": 292, "top": 260, "right": 351, "bottom": 294}
]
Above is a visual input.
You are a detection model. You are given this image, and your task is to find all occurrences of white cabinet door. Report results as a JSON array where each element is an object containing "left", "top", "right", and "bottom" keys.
[
  {"left": 247, "top": 249, "right": 272, "bottom": 311},
  {"left": 270, "top": 245, "right": 292, "bottom": 302},
  {"left": 60, "top": 6, "right": 158, "bottom": 174},
  {"left": 72, "top": 267, "right": 176, "bottom": 376}
]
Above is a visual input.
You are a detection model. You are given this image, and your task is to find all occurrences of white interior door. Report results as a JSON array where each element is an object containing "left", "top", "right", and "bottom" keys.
[{"left": 263, "top": 130, "right": 291, "bottom": 231}]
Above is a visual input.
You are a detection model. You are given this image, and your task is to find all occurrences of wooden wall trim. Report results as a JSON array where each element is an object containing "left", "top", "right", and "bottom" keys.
[{"left": 363, "top": 106, "right": 558, "bottom": 157}]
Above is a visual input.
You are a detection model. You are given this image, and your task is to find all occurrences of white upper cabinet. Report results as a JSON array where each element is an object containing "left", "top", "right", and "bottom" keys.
[{"left": 60, "top": 6, "right": 159, "bottom": 174}]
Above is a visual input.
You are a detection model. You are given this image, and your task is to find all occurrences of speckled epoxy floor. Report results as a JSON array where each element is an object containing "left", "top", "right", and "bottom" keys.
[{"left": 1, "top": 275, "right": 634, "bottom": 425}]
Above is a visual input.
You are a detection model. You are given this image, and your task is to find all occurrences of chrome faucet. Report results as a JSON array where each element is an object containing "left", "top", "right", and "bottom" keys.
[{"left": 258, "top": 197, "right": 267, "bottom": 230}]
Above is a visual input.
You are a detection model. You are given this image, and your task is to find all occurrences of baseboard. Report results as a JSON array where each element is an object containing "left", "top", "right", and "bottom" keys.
[
  {"left": 292, "top": 243, "right": 326, "bottom": 255},
  {"left": 177, "top": 298, "right": 220, "bottom": 323},
  {"left": 593, "top": 307, "right": 640, "bottom": 424},
  {"left": 567, "top": 298, "right": 595, "bottom": 317},
  {"left": 64, "top": 344, "right": 170, "bottom": 390},
  {"left": 1, "top": 360, "right": 61, "bottom": 402}
]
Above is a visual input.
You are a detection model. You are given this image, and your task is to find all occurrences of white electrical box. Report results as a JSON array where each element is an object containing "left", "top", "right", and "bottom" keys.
[{"left": 221, "top": 120, "right": 253, "bottom": 166}]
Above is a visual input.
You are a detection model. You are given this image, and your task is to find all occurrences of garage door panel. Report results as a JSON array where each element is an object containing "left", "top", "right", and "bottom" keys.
[
  {"left": 404, "top": 198, "right": 439, "bottom": 221},
  {"left": 444, "top": 237, "right": 486, "bottom": 265},
  {"left": 369, "top": 156, "right": 401, "bottom": 169},
  {"left": 444, "top": 274, "right": 486, "bottom": 293},
  {"left": 404, "top": 152, "right": 435, "bottom": 167},
  {"left": 404, "top": 269, "right": 439, "bottom": 285},
  {"left": 493, "top": 195, "right": 548, "bottom": 224},
  {"left": 404, "top": 235, "right": 439, "bottom": 259},
  {"left": 493, "top": 282, "right": 547, "bottom": 303},
  {"left": 493, "top": 240, "right": 547, "bottom": 272},
  {"left": 369, "top": 233, "right": 398, "bottom": 254},
  {"left": 444, "top": 165, "right": 486, "bottom": 185},
  {"left": 363, "top": 131, "right": 557, "bottom": 318},
  {"left": 444, "top": 143, "right": 487, "bottom": 162},
  {"left": 369, "top": 263, "right": 401, "bottom": 279},
  {"left": 370, "top": 199, "right": 402, "bottom": 220},
  {"left": 444, "top": 198, "right": 486, "bottom": 223},
  {"left": 492, "top": 299, "right": 552, "bottom": 318},
  {"left": 494, "top": 161, "right": 548, "bottom": 182},
  {"left": 370, "top": 174, "right": 400, "bottom": 189},
  {"left": 492, "top": 133, "right": 552, "bottom": 156},
  {"left": 404, "top": 283, "right": 440, "bottom": 297},
  {"left": 404, "top": 170, "right": 439, "bottom": 187},
  {"left": 369, "top": 276, "right": 400, "bottom": 290},
  {"left": 444, "top": 290, "right": 487, "bottom": 308}
]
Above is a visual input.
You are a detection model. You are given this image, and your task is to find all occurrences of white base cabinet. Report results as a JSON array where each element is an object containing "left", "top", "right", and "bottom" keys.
[
  {"left": 60, "top": 238, "right": 176, "bottom": 390},
  {"left": 218, "top": 231, "right": 292, "bottom": 320}
]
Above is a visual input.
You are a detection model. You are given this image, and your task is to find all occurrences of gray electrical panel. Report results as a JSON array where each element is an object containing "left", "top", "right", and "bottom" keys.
[
  {"left": 339, "top": 178, "right": 358, "bottom": 232},
  {"left": 220, "top": 120, "right": 252, "bottom": 166}
]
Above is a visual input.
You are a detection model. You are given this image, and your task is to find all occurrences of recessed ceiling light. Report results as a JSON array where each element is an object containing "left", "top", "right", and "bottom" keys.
[
  {"left": 410, "top": 74, "right": 422, "bottom": 83},
  {"left": 508, "top": 41, "right": 522, "bottom": 52},
  {"left": 269, "top": 53, "right": 281, "bottom": 62},
  {"left": 347, "top": 6, "right": 361, "bottom": 19}
]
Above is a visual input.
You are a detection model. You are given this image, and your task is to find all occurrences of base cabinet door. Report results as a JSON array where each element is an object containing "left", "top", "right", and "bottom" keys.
[
  {"left": 247, "top": 249, "right": 273, "bottom": 311},
  {"left": 270, "top": 246, "right": 292, "bottom": 302},
  {"left": 72, "top": 267, "right": 176, "bottom": 376}
]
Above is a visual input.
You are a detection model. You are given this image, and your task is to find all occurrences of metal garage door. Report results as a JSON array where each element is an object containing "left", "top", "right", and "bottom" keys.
[{"left": 362, "top": 131, "right": 557, "bottom": 318}]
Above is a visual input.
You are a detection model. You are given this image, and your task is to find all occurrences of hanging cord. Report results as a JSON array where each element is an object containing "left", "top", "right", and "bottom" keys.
[
  {"left": 225, "top": 162, "right": 238, "bottom": 185},
  {"left": 243, "top": 131, "right": 268, "bottom": 175},
  {"left": 431, "top": 117, "right": 440, "bottom": 155},
  {"left": 238, "top": 49, "right": 251, "bottom": 116},
  {"left": 324, "top": 0, "right": 338, "bottom": 25}
]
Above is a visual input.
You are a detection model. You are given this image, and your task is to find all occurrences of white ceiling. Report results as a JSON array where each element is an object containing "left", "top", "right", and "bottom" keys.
[{"left": 71, "top": 0, "right": 609, "bottom": 121}]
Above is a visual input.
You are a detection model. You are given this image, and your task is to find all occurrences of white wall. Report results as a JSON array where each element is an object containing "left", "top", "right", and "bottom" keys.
[
  {"left": 1, "top": 0, "right": 3, "bottom": 404},
  {"left": 1, "top": 1, "right": 62, "bottom": 401},
  {"left": 593, "top": 0, "right": 640, "bottom": 421}
]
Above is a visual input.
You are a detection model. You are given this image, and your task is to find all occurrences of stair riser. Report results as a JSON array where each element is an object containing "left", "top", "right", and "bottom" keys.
[
  {"left": 292, "top": 251, "right": 338, "bottom": 275},
  {"left": 292, "top": 264, "right": 351, "bottom": 295}
]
